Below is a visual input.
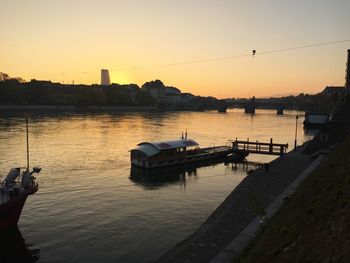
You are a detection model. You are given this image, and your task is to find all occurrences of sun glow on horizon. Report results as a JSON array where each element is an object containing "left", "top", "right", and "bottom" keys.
[
  {"left": 1, "top": 0, "right": 349, "bottom": 98},
  {"left": 109, "top": 71, "right": 134, "bottom": 85}
]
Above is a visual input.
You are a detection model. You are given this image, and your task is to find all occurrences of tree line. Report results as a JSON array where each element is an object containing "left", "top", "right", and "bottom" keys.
[
  {"left": 0, "top": 73, "right": 156, "bottom": 106},
  {"left": 0, "top": 72, "right": 342, "bottom": 113}
]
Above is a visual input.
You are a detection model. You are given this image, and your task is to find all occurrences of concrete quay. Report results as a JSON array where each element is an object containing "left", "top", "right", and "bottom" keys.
[{"left": 156, "top": 144, "right": 321, "bottom": 263}]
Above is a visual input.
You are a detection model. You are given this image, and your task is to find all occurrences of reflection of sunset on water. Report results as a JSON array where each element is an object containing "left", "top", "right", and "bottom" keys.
[{"left": 0, "top": 110, "right": 306, "bottom": 262}]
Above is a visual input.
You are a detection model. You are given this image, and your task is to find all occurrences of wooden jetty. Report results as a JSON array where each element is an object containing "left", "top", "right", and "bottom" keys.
[{"left": 229, "top": 138, "right": 288, "bottom": 156}]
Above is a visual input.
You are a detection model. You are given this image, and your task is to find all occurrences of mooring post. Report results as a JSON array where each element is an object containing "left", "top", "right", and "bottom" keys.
[
  {"left": 233, "top": 139, "right": 238, "bottom": 148},
  {"left": 294, "top": 115, "right": 299, "bottom": 150},
  {"left": 269, "top": 138, "right": 273, "bottom": 153}
]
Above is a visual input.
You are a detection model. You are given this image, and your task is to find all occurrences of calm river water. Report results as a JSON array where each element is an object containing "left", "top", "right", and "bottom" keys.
[{"left": 0, "top": 109, "right": 308, "bottom": 263}]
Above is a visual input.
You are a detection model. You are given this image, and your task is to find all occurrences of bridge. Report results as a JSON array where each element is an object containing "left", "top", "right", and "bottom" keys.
[{"left": 218, "top": 97, "right": 291, "bottom": 115}]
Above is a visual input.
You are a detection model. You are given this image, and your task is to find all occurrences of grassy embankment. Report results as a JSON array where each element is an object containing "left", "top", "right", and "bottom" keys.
[{"left": 238, "top": 132, "right": 350, "bottom": 262}]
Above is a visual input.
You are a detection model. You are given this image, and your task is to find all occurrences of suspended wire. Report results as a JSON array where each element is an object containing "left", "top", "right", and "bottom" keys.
[
  {"left": 257, "top": 39, "right": 350, "bottom": 56},
  {"left": 111, "top": 38, "right": 350, "bottom": 72},
  {"left": 42, "top": 38, "right": 350, "bottom": 77},
  {"left": 110, "top": 53, "right": 252, "bottom": 72}
]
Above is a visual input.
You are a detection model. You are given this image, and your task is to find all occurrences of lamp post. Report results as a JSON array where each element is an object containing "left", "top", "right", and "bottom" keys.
[{"left": 294, "top": 115, "right": 299, "bottom": 150}]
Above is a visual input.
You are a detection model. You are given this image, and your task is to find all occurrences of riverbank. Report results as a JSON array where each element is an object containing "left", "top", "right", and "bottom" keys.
[
  {"left": 156, "top": 101, "right": 350, "bottom": 263},
  {"left": 237, "top": 133, "right": 350, "bottom": 262},
  {"left": 234, "top": 102, "right": 350, "bottom": 262},
  {"left": 0, "top": 105, "right": 159, "bottom": 112},
  {"left": 156, "top": 142, "right": 319, "bottom": 263}
]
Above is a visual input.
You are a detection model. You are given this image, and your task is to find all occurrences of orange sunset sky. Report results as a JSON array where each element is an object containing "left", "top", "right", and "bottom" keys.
[{"left": 1, "top": 0, "right": 350, "bottom": 98}]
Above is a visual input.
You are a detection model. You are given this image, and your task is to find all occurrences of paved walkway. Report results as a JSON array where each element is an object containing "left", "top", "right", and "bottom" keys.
[{"left": 156, "top": 145, "right": 316, "bottom": 263}]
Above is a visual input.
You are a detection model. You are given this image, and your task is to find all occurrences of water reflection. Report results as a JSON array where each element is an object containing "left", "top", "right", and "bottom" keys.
[
  {"left": 0, "top": 227, "right": 40, "bottom": 263},
  {"left": 225, "top": 160, "right": 262, "bottom": 173},
  {"left": 129, "top": 158, "right": 261, "bottom": 189},
  {"left": 304, "top": 128, "right": 321, "bottom": 137},
  {"left": 0, "top": 109, "right": 307, "bottom": 263},
  {"left": 130, "top": 161, "right": 209, "bottom": 189}
]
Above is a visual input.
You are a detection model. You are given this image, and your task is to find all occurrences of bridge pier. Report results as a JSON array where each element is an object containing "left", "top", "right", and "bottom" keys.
[
  {"left": 218, "top": 106, "right": 227, "bottom": 113},
  {"left": 244, "top": 105, "right": 255, "bottom": 114},
  {"left": 276, "top": 104, "right": 284, "bottom": 115},
  {"left": 277, "top": 108, "right": 284, "bottom": 115}
]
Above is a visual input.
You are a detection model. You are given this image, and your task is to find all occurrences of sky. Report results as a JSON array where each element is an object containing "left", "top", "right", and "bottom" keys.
[{"left": 1, "top": 0, "right": 350, "bottom": 98}]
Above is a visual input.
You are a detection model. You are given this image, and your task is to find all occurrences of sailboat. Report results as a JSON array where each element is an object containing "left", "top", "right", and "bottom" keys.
[{"left": 0, "top": 117, "right": 41, "bottom": 231}]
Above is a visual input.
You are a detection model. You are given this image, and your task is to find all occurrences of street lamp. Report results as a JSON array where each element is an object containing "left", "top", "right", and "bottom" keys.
[{"left": 294, "top": 115, "right": 299, "bottom": 150}]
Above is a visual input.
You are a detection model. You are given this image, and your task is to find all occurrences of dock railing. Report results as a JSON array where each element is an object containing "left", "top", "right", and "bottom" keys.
[{"left": 229, "top": 138, "right": 288, "bottom": 156}]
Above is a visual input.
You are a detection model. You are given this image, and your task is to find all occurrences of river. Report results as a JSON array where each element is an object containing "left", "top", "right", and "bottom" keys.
[{"left": 0, "top": 109, "right": 308, "bottom": 263}]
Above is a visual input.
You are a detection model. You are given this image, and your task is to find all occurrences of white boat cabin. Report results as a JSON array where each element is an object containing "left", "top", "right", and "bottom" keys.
[
  {"left": 131, "top": 139, "right": 199, "bottom": 167},
  {"left": 132, "top": 139, "right": 199, "bottom": 158}
]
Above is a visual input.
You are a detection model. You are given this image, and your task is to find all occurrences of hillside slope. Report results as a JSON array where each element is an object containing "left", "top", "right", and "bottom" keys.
[{"left": 239, "top": 134, "right": 350, "bottom": 262}]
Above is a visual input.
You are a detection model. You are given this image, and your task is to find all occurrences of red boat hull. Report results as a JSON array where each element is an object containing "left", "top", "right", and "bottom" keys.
[{"left": 0, "top": 184, "right": 38, "bottom": 231}]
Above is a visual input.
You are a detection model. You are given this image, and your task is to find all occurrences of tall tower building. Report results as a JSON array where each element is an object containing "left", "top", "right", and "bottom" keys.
[{"left": 101, "top": 69, "right": 111, "bottom": 85}]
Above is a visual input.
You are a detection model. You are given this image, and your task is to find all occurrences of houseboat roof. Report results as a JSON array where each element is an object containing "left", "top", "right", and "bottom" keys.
[
  {"left": 134, "top": 139, "right": 199, "bottom": 157},
  {"left": 305, "top": 112, "right": 329, "bottom": 124}
]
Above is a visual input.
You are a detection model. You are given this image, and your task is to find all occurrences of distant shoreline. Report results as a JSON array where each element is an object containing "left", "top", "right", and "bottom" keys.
[
  {"left": 0, "top": 105, "right": 160, "bottom": 112},
  {"left": 0, "top": 104, "right": 307, "bottom": 113}
]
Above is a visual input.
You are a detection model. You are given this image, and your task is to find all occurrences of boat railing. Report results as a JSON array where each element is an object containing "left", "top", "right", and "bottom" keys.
[
  {"left": 209, "top": 143, "right": 216, "bottom": 152},
  {"left": 1, "top": 169, "right": 35, "bottom": 195},
  {"left": 1, "top": 181, "right": 22, "bottom": 204},
  {"left": 198, "top": 145, "right": 230, "bottom": 154}
]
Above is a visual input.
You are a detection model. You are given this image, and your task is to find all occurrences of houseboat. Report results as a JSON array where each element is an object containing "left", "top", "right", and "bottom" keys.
[
  {"left": 303, "top": 112, "right": 329, "bottom": 129},
  {"left": 130, "top": 138, "right": 233, "bottom": 169}
]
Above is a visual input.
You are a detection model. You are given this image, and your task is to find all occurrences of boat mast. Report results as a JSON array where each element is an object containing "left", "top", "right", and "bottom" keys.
[{"left": 26, "top": 115, "right": 29, "bottom": 170}]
